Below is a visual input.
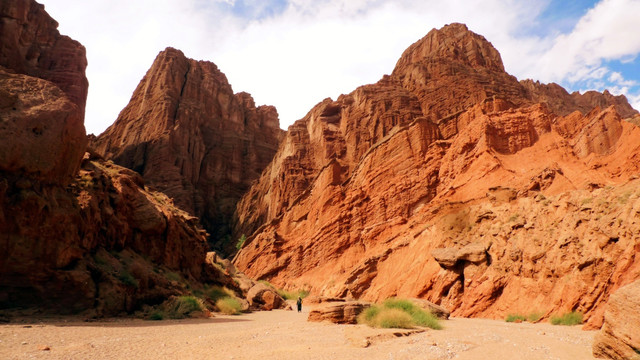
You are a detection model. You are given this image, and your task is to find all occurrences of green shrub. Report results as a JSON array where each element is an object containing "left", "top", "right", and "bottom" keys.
[
  {"left": 216, "top": 297, "right": 242, "bottom": 315},
  {"left": 376, "top": 309, "right": 414, "bottom": 329},
  {"left": 236, "top": 234, "right": 247, "bottom": 250},
  {"left": 410, "top": 308, "right": 442, "bottom": 330},
  {"left": 207, "top": 286, "right": 234, "bottom": 302},
  {"left": 550, "top": 311, "right": 583, "bottom": 326},
  {"left": 505, "top": 314, "right": 527, "bottom": 322},
  {"left": 118, "top": 270, "right": 139, "bottom": 288},
  {"left": 168, "top": 296, "right": 203, "bottom": 318},
  {"left": 357, "top": 298, "right": 441, "bottom": 330},
  {"left": 277, "top": 288, "right": 310, "bottom": 300},
  {"left": 360, "top": 306, "right": 380, "bottom": 323},
  {"left": 149, "top": 311, "right": 164, "bottom": 320},
  {"left": 527, "top": 312, "right": 543, "bottom": 323}
]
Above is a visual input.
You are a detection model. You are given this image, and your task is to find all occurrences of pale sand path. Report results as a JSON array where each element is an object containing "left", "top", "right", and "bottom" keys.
[{"left": 0, "top": 307, "right": 596, "bottom": 360}]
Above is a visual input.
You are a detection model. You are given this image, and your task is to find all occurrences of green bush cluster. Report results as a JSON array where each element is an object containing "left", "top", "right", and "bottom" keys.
[
  {"left": 358, "top": 298, "right": 442, "bottom": 330},
  {"left": 259, "top": 280, "right": 309, "bottom": 300},
  {"left": 550, "top": 311, "right": 583, "bottom": 326},
  {"left": 149, "top": 296, "right": 205, "bottom": 320},
  {"left": 205, "top": 286, "right": 242, "bottom": 315},
  {"left": 505, "top": 312, "right": 542, "bottom": 323},
  {"left": 216, "top": 297, "right": 242, "bottom": 315}
]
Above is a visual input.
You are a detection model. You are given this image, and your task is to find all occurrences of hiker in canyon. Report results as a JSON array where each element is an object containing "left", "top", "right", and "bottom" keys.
[{"left": 297, "top": 296, "right": 302, "bottom": 312}]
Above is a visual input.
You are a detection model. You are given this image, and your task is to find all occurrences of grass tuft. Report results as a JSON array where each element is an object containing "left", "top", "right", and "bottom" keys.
[
  {"left": 550, "top": 311, "right": 583, "bottom": 326},
  {"left": 376, "top": 308, "right": 414, "bottom": 329},
  {"left": 216, "top": 297, "right": 242, "bottom": 315},
  {"left": 527, "top": 312, "right": 543, "bottom": 323},
  {"left": 505, "top": 314, "right": 527, "bottom": 322},
  {"left": 358, "top": 298, "right": 441, "bottom": 330}
]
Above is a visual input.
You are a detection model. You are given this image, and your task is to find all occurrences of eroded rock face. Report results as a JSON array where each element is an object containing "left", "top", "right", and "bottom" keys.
[
  {"left": 0, "top": 70, "right": 86, "bottom": 184},
  {"left": 93, "top": 48, "right": 283, "bottom": 247},
  {"left": 0, "top": 0, "right": 88, "bottom": 114},
  {"left": 0, "top": 1, "right": 241, "bottom": 317},
  {"left": 0, "top": 156, "right": 218, "bottom": 315},
  {"left": 522, "top": 80, "right": 638, "bottom": 119},
  {"left": 234, "top": 23, "right": 640, "bottom": 327},
  {"left": 593, "top": 281, "right": 640, "bottom": 359}
]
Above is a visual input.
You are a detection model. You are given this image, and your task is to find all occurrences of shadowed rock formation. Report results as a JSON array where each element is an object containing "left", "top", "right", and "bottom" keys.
[
  {"left": 0, "top": 0, "right": 261, "bottom": 317},
  {"left": 234, "top": 23, "right": 640, "bottom": 328},
  {"left": 0, "top": 0, "right": 88, "bottom": 115},
  {"left": 93, "top": 48, "right": 283, "bottom": 248}
]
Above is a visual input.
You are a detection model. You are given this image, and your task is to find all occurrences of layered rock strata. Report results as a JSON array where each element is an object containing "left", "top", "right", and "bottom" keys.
[
  {"left": 93, "top": 48, "right": 283, "bottom": 247},
  {"left": 593, "top": 281, "right": 640, "bottom": 359},
  {"left": 234, "top": 23, "right": 640, "bottom": 328}
]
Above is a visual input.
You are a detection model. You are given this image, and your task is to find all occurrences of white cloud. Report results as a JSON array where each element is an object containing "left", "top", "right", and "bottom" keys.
[
  {"left": 523, "top": 0, "right": 640, "bottom": 90},
  {"left": 39, "top": 0, "right": 639, "bottom": 135}
]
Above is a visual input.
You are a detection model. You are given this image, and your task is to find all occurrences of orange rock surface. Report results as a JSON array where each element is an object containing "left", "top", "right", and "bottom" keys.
[
  {"left": 234, "top": 23, "right": 640, "bottom": 328},
  {"left": 593, "top": 280, "right": 640, "bottom": 359},
  {"left": 93, "top": 48, "right": 283, "bottom": 246}
]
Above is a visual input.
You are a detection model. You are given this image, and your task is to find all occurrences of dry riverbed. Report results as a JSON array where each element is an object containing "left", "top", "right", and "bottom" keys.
[{"left": 0, "top": 307, "right": 597, "bottom": 360}]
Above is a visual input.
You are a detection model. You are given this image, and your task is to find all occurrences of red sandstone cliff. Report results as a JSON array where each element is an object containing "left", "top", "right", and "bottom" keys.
[
  {"left": 234, "top": 23, "right": 640, "bottom": 329},
  {"left": 93, "top": 48, "right": 284, "bottom": 248},
  {"left": 0, "top": 0, "right": 284, "bottom": 317}
]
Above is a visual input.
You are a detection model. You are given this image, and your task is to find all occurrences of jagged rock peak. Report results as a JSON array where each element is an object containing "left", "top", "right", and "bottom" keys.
[
  {"left": 393, "top": 23, "right": 505, "bottom": 75},
  {"left": 94, "top": 46, "right": 283, "bottom": 250}
]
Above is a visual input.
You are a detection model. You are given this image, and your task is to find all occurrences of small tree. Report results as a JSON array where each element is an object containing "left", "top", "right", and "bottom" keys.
[{"left": 236, "top": 234, "right": 247, "bottom": 250}]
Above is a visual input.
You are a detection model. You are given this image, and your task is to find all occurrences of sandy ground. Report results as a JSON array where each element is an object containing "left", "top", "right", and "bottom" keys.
[{"left": 0, "top": 307, "right": 597, "bottom": 360}]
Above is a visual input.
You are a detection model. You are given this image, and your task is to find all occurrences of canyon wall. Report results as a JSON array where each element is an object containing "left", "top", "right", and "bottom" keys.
[
  {"left": 0, "top": 0, "right": 250, "bottom": 316},
  {"left": 234, "top": 23, "right": 640, "bottom": 329}
]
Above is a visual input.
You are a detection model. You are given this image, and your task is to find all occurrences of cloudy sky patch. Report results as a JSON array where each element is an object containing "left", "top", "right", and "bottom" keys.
[{"left": 40, "top": 0, "right": 640, "bottom": 134}]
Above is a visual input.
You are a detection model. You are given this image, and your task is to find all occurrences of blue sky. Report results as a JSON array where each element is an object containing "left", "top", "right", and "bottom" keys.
[{"left": 41, "top": 0, "right": 640, "bottom": 134}]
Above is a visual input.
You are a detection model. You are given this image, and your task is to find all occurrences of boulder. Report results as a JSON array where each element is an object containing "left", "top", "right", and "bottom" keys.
[
  {"left": 432, "top": 243, "right": 488, "bottom": 268},
  {"left": 308, "top": 301, "right": 371, "bottom": 324},
  {"left": 593, "top": 281, "right": 640, "bottom": 360},
  {"left": 246, "top": 283, "right": 287, "bottom": 311}
]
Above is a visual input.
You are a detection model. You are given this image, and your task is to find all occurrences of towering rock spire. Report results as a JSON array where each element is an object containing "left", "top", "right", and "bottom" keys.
[{"left": 94, "top": 48, "right": 284, "bottom": 246}]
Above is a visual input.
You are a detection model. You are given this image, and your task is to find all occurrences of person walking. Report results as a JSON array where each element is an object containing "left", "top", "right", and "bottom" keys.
[{"left": 296, "top": 296, "right": 302, "bottom": 313}]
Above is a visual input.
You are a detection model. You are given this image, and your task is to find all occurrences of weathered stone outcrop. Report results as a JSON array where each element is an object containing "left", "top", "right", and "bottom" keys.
[
  {"left": 93, "top": 48, "right": 283, "bottom": 248},
  {"left": 0, "top": 69, "right": 86, "bottom": 185},
  {"left": 0, "top": 155, "right": 219, "bottom": 315},
  {"left": 308, "top": 301, "right": 371, "bottom": 324},
  {"left": 234, "top": 23, "right": 640, "bottom": 327},
  {"left": 245, "top": 283, "right": 287, "bottom": 311},
  {"left": 593, "top": 281, "right": 640, "bottom": 359},
  {"left": 0, "top": 1, "right": 247, "bottom": 317},
  {"left": 0, "top": 0, "right": 88, "bottom": 115}
]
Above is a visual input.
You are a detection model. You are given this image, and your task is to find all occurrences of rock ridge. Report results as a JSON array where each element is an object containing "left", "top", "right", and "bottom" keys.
[{"left": 234, "top": 22, "right": 640, "bottom": 328}]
